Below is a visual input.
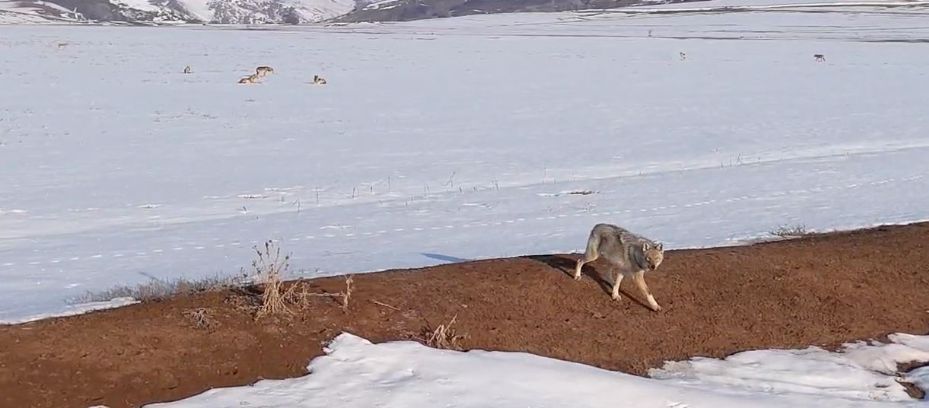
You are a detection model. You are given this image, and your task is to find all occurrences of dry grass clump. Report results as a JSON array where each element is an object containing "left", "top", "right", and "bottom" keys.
[
  {"left": 77, "top": 239, "right": 356, "bottom": 320},
  {"left": 252, "top": 240, "right": 297, "bottom": 319},
  {"left": 770, "top": 224, "right": 812, "bottom": 238},
  {"left": 183, "top": 307, "right": 215, "bottom": 329},
  {"left": 243, "top": 238, "right": 357, "bottom": 319},
  {"left": 72, "top": 273, "right": 245, "bottom": 304},
  {"left": 422, "top": 315, "right": 466, "bottom": 350}
]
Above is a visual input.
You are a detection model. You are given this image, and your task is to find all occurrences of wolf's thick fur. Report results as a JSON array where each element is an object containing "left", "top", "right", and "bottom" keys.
[{"left": 574, "top": 223, "right": 665, "bottom": 311}]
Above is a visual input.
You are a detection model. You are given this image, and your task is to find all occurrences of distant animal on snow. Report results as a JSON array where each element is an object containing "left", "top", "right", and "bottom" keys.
[
  {"left": 679, "top": 51, "right": 686, "bottom": 61},
  {"left": 574, "top": 223, "right": 666, "bottom": 312},
  {"left": 312, "top": 74, "right": 327, "bottom": 85},
  {"left": 238, "top": 73, "right": 260, "bottom": 84},
  {"left": 814, "top": 54, "right": 826, "bottom": 62},
  {"left": 183, "top": 65, "right": 191, "bottom": 74},
  {"left": 256, "top": 66, "right": 274, "bottom": 77}
]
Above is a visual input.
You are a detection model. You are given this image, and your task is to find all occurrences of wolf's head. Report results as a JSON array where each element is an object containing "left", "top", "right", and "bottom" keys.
[{"left": 641, "top": 242, "right": 664, "bottom": 271}]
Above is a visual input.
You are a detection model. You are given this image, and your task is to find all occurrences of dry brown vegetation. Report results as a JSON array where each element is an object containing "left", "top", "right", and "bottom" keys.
[
  {"left": 422, "top": 314, "right": 466, "bottom": 350},
  {"left": 252, "top": 240, "right": 297, "bottom": 319},
  {"left": 770, "top": 224, "right": 812, "bottom": 238},
  {"left": 73, "top": 273, "right": 246, "bottom": 304}
]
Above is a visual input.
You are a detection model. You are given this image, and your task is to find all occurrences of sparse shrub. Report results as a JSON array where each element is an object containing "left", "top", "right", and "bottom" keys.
[
  {"left": 72, "top": 273, "right": 246, "bottom": 304},
  {"left": 770, "top": 224, "right": 811, "bottom": 238},
  {"left": 253, "top": 240, "right": 297, "bottom": 319},
  {"left": 74, "top": 240, "right": 353, "bottom": 319},
  {"left": 422, "top": 315, "right": 466, "bottom": 350},
  {"left": 183, "top": 307, "right": 215, "bottom": 329}
]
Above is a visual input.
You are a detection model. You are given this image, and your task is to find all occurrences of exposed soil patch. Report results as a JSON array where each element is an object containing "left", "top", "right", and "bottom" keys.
[
  {"left": 899, "top": 380, "right": 926, "bottom": 400},
  {"left": 1, "top": 223, "right": 928, "bottom": 408},
  {"left": 899, "top": 360, "right": 929, "bottom": 399}
]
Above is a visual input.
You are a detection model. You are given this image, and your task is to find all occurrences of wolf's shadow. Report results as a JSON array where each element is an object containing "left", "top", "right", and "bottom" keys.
[
  {"left": 526, "top": 254, "right": 651, "bottom": 310},
  {"left": 526, "top": 254, "right": 612, "bottom": 293},
  {"left": 421, "top": 253, "right": 470, "bottom": 263}
]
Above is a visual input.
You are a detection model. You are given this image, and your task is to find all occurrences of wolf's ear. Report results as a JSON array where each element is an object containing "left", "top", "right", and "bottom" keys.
[
  {"left": 642, "top": 243, "right": 649, "bottom": 252},
  {"left": 656, "top": 243, "right": 663, "bottom": 251}
]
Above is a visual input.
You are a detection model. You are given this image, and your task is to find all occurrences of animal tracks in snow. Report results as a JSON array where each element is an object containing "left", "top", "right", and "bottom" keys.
[{"left": 1, "top": 174, "right": 921, "bottom": 270}]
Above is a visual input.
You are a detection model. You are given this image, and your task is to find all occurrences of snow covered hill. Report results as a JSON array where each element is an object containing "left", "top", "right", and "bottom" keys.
[
  {"left": 0, "top": 0, "right": 356, "bottom": 24},
  {"left": 192, "top": 0, "right": 355, "bottom": 23},
  {"left": 0, "top": 0, "right": 703, "bottom": 24}
]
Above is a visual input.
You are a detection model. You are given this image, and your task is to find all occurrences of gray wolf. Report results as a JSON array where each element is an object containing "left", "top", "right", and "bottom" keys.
[
  {"left": 679, "top": 52, "right": 686, "bottom": 61},
  {"left": 183, "top": 65, "right": 191, "bottom": 74},
  {"left": 313, "top": 74, "right": 327, "bottom": 85},
  {"left": 574, "top": 223, "right": 665, "bottom": 311},
  {"left": 814, "top": 54, "right": 825, "bottom": 62},
  {"left": 238, "top": 73, "right": 260, "bottom": 84},
  {"left": 256, "top": 66, "right": 275, "bottom": 77}
]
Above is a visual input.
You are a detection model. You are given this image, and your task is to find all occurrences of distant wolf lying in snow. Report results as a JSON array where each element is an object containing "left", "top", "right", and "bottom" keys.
[
  {"left": 256, "top": 66, "right": 275, "bottom": 77},
  {"left": 574, "top": 223, "right": 665, "bottom": 311},
  {"left": 238, "top": 73, "right": 260, "bottom": 84},
  {"left": 312, "top": 74, "right": 327, "bottom": 85}
]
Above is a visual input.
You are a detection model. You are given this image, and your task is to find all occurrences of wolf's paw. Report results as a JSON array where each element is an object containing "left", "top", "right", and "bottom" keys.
[
  {"left": 652, "top": 305, "right": 663, "bottom": 312},
  {"left": 611, "top": 293, "right": 621, "bottom": 301},
  {"left": 573, "top": 274, "right": 582, "bottom": 281}
]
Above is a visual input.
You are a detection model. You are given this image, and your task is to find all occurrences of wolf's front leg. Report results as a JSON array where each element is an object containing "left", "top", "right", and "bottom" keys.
[
  {"left": 611, "top": 271, "right": 624, "bottom": 301},
  {"left": 633, "top": 271, "right": 661, "bottom": 312}
]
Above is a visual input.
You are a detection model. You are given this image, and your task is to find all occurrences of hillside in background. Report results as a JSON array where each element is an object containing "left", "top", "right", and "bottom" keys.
[{"left": 0, "top": 0, "right": 695, "bottom": 24}]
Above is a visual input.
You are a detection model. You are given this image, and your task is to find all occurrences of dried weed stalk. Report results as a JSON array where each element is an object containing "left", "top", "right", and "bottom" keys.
[
  {"left": 183, "top": 307, "right": 215, "bottom": 329},
  {"left": 423, "top": 315, "right": 465, "bottom": 350},
  {"left": 341, "top": 275, "right": 354, "bottom": 311},
  {"left": 253, "top": 240, "right": 296, "bottom": 319},
  {"left": 770, "top": 224, "right": 811, "bottom": 238}
]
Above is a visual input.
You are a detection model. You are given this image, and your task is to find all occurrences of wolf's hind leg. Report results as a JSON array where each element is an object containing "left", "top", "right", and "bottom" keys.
[
  {"left": 574, "top": 233, "right": 600, "bottom": 280},
  {"left": 574, "top": 248, "right": 598, "bottom": 281}
]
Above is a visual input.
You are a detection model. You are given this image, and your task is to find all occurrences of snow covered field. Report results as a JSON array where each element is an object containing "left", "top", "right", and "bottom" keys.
[
  {"left": 2, "top": 1, "right": 929, "bottom": 326},
  {"left": 148, "top": 332, "right": 929, "bottom": 407}
]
